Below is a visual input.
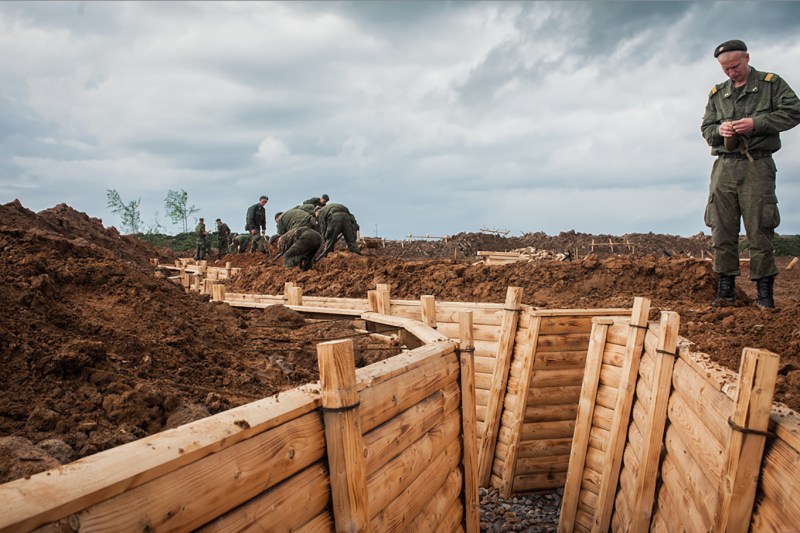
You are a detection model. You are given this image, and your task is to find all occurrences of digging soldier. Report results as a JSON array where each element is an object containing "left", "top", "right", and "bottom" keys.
[
  {"left": 702, "top": 39, "right": 800, "bottom": 308},
  {"left": 275, "top": 206, "right": 320, "bottom": 236},
  {"left": 215, "top": 218, "right": 231, "bottom": 258},
  {"left": 315, "top": 202, "right": 361, "bottom": 261},
  {"left": 194, "top": 218, "right": 209, "bottom": 261},
  {"left": 277, "top": 226, "right": 323, "bottom": 271},
  {"left": 245, "top": 195, "right": 269, "bottom": 253}
]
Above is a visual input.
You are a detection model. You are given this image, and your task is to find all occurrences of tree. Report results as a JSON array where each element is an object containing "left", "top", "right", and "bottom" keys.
[
  {"left": 106, "top": 189, "right": 143, "bottom": 234},
  {"left": 145, "top": 211, "right": 165, "bottom": 235},
  {"left": 164, "top": 189, "right": 199, "bottom": 233}
]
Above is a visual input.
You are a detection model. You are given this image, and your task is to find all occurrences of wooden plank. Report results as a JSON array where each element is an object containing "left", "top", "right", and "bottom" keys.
[
  {"left": 535, "top": 333, "right": 592, "bottom": 353},
  {"left": 199, "top": 462, "right": 330, "bottom": 532},
  {"left": 664, "top": 425, "right": 718, "bottom": 527},
  {"left": 558, "top": 320, "right": 609, "bottom": 532},
  {"left": 520, "top": 420, "right": 576, "bottom": 441},
  {"left": 458, "top": 312, "right": 479, "bottom": 533},
  {"left": 714, "top": 348, "right": 780, "bottom": 533},
  {"left": 528, "top": 386, "right": 582, "bottom": 406},
  {"left": 0, "top": 384, "right": 321, "bottom": 532},
  {"left": 668, "top": 390, "right": 726, "bottom": 483},
  {"left": 420, "top": 295, "right": 437, "bottom": 327},
  {"left": 523, "top": 404, "right": 578, "bottom": 423},
  {"left": 533, "top": 350, "right": 587, "bottom": 371},
  {"left": 367, "top": 412, "right": 460, "bottom": 516},
  {"left": 514, "top": 455, "right": 570, "bottom": 476},
  {"left": 512, "top": 472, "right": 566, "bottom": 492},
  {"left": 660, "top": 455, "right": 710, "bottom": 533},
  {"left": 592, "top": 296, "right": 650, "bottom": 533},
  {"left": 477, "top": 287, "right": 523, "bottom": 486},
  {"left": 629, "top": 311, "right": 679, "bottom": 533},
  {"left": 295, "top": 511, "right": 335, "bottom": 532},
  {"left": 318, "top": 339, "right": 370, "bottom": 533},
  {"left": 435, "top": 322, "right": 501, "bottom": 343},
  {"left": 531, "top": 367, "right": 584, "bottom": 388},
  {"left": 66, "top": 411, "right": 327, "bottom": 532},
  {"left": 757, "top": 438, "right": 800, "bottom": 527},
  {"left": 538, "top": 316, "right": 595, "bottom": 335},
  {"left": 407, "top": 469, "right": 462, "bottom": 533},
  {"left": 672, "top": 358, "right": 733, "bottom": 446},
  {"left": 498, "top": 316, "right": 541, "bottom": 497},
  {"left": 516, "top": 438, "right": 573, "bottom": 459}
]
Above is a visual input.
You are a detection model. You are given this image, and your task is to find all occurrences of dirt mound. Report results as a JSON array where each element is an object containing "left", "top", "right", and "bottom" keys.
[
  {"left": 1, "top": 199, "right": 163, "bottom": 267},
  {"left": 360, "top": 230, "right": 714, "bottom": 260},
  {"left": 0, "top": 202, "right": 400, "bottom": 483}
]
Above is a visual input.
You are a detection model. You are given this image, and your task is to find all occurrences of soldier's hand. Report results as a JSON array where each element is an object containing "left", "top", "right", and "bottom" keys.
[
  {"left": 250, "top": 229, "right": 258, "bottom": 235},
  {"left": 731, "top": 118, "right": 754, "bottom": 134},
  {"left": 719, "top": 121, "right": 737, "bottom": 137}
]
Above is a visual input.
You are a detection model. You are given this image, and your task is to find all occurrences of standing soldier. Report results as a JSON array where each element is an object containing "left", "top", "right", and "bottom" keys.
[
  {"left": 702, "top": 39, "right": 800, "bottom": 308},
  {"left": 215, "top": 218, "right": 231, "bottom": 258},
  {"left": 277, "top": 226, "right": 323, "bottom": 271},
  {"left": 315, "top": 202, "right": 361, "bottom": 260},
  {"left": 194, "top": 217, "right": 208, "bottom": 261},
  {"left": 245, "top": 195, "right": 269, "bottom": 252},
  {"left": 302, "top": 194, "right": 329, "bottom": 208}
]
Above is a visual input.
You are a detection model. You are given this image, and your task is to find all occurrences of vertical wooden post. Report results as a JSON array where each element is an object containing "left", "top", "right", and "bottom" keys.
[
  {"left": 216, "top": 284, "right": 225, "bottom": 303},
  {"left": 318, "top": 340, "right": 370, "bottom": 533},
  {"left": 376, "top": 283, "right": 391, "bottom": 315},
  {"left": 593, "top": 297, "right": 650, "bottom": 532},
  {"left": 288, "top": 286, "right": 303, "bottom": 306},
  {"left": 175, "top": 259, "right": 182, "bottom": 268},
  {"left": 559, "top": 318, "right": 613, "bottom": 532},
  {"left": 713, "top": 347, "right": 780, "bottom": 533},
  {"left": 630, "top": 311, "right": 680, "bottom": 533},
  {"left": 498, "top": 313, "right": 541, "bottom": 498},
  {"left": 477, "top": 286, "right": 523, "bottom": 487},
  {"left": 458, "top": 312, "right": 479, "bottom": 533},
  {"left": 284, "top": 282, "right": 297, "bottom": 301},
  {"left": 367, "top": 290, "right": 378, "bottom": 312},
  {"left": 224, "top": 261, "right": 232, "bottom": 279},
  {"left": 421, "top": 295, "right": 437, "bottom": 328}
]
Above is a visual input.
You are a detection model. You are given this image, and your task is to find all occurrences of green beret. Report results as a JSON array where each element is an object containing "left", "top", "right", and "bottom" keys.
[{"left": 714, "top": 39, "right": 747, "bottom": 58}]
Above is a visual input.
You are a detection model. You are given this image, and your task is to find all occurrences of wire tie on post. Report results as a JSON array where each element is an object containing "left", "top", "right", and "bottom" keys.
[
  {"left": 320, "top": 401, "right": 361, "bottom": 414},
  {"left": 656, "top": 348, "right": 679, "bottom": 358},
  {"left": 727, "top": 417, "right": 776, "bottom": 439}
]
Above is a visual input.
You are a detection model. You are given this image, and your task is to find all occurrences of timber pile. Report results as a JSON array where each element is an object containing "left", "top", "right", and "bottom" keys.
[{"left": 478, "top": 248, "right": 570, "bottom": 265}]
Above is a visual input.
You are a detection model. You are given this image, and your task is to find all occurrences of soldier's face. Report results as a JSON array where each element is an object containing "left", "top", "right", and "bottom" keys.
[
  {"left": 259, "top": 199, "right": 268, "bottom": 207},
  {"left": 718, "top": 52, "right": 750, "bottom": 85}
]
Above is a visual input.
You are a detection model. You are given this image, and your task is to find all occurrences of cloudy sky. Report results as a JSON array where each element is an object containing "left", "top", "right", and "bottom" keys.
[{"left": 2, "top": 1, "right": 800, "bottom": 239}]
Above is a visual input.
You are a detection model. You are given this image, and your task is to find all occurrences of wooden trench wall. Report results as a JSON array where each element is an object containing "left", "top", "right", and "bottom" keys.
[
  {"left": 4, "top": 270, "right": 800, "bottom": 532},
  {"left": 0, "top": 309, "right": 479, "bottom": 532}
]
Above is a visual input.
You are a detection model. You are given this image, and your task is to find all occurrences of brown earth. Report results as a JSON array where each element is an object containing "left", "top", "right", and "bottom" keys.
[{"left": 1, "top": 199, "right": 798, "bottom": 484}]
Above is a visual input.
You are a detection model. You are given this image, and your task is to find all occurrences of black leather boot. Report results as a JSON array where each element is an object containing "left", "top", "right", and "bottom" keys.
[
  {"left": 755, "top": 275, "right": 776, "bottom": 309},
  {"left": 713, "top": 273, "right": 736, "bottom": 306}
]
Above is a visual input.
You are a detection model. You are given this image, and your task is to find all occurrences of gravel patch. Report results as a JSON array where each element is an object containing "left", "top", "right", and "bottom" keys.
[{"left": 480, "top": 487, "right": 562, "bottom": 532}]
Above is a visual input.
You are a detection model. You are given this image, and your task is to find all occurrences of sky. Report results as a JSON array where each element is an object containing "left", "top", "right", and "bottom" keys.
[{"left": 2, "top": 1, "right": 800, "bottom": 239}]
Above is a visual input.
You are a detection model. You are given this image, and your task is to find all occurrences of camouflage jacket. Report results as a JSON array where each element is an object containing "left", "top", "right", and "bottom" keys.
[{"left": 702, "top": 67, "right": 800, "bottom": 155}]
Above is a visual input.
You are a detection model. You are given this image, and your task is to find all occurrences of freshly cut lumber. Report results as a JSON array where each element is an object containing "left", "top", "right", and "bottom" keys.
[
  {"left": 667, "top": 390, "right": 726, "bottom": 483},
  {"left": 458, "top": 311, "right": 480, "bottom": 533}
]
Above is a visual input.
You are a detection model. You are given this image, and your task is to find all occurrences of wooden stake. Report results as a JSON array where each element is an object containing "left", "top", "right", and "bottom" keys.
[
  {"left": 459, "top": 312, "right": 479, "bottom": 533},
  {"left": 787, "top": 257, "right": 799, "bottom": 271},
  {"left": 477, "top": 287, "right": 523, "bottom": 486},
  {"left": 629, "top": 311, "right": 679, "bottom": 533},
  {"left": 421, "top": 295, "right": 437, "bottom": 328},
  {"left": 318, "top": 340, "right": 370, "bottom": 533},
  {"left": 713, "top": 348, "right": 780, "bottom": 533},
  {"left": 367, "top": 290, "right": 378, "bottom": 313},
  {"left": 283, "top": 282, "right": 297, "bottom": 301},
  {"left": 376, "top": 284, "right": 391, "bottom": 316},
  {"left": 288, "top": 286, "right": 303, "bottom": 307}
]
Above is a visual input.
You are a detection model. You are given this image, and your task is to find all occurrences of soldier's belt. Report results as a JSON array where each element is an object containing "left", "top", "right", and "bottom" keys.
[{"left": 718, "top": 151, "right": 772, "bottom": 161}]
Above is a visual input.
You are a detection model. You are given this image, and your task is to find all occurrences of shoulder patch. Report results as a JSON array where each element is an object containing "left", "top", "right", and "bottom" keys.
[
  {"left": 710, "top": 85, "right": 718, "bottom": 95},
  {"left": 764, "top": 72, "right": 775, "bottom": 82}
]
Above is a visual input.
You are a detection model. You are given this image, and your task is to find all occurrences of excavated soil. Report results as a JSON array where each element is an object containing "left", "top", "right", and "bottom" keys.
[{"left": 1, "top": 199, "right": 798, "bottom": 485}]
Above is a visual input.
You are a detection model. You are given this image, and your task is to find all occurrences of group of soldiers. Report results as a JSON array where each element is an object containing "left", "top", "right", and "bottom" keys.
[{"left": 194, "top": 193, "right": 361, "bottom": 271}]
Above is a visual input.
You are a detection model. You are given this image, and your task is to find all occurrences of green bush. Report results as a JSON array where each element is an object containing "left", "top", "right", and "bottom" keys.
[
  {"left": 138, "top": 232, "right": 224, "bottom": 252},
  {"left": 739, "top": 234, "right": 800, "bottom": 256}
]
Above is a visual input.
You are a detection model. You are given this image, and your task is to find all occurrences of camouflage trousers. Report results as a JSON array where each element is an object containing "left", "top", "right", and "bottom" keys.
[
  {"left": 321, "top": 212, "right": 359, "bottom": 257},
  {"left": 283, "top": 229, "right": 323, "bottom": 270},
  {"left": 704, "top": 156, "right": 780, "bottom": 280}
]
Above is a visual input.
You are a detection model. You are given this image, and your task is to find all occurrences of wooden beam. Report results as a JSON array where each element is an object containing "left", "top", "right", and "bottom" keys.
[
  {"left": 376, "top": 284, "right": 391, "bottom": 316},
  {"left": 593, "top": 297, "right": 650, "bottom": 532},
  {"left": 318, "top": 340, "right": 370, "bottom": 533},
  {"left": 629, "top": 311, "right": 679, "bottom": 533},
  {"left": 498, "top": 316, "right": 542, "bottom": 498},
  {"left": 713, "top": 347, "right": 780, "bottom": 533},
  {"left": 477, "top": 287, "right": 523, "bottom": 487},
  {"left": 558, "top": 318, "right": 611, "bottom": 532},
  {"left": 284, "top": 281, "right": 296, "bottom": 301},
  {"left": 458, "top": 312, "right": 479, "bottom": 533}
]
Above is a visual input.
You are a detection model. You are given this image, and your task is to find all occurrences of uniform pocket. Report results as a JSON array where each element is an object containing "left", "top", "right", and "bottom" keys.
[
  {"left": 761, "top": 193, "right": 780, "bottom": 230},
  {"left": 704, "top": 193, "right": 716, "bottom": 228}
]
